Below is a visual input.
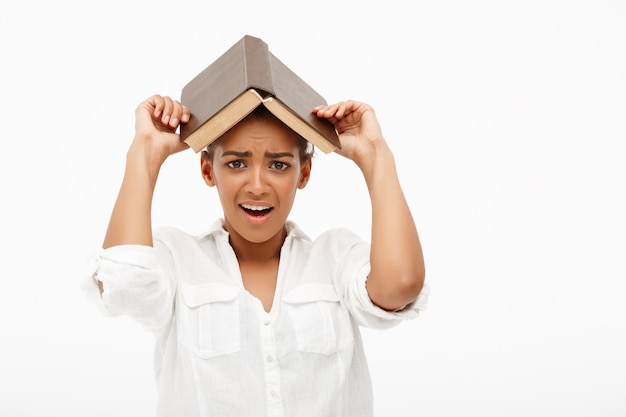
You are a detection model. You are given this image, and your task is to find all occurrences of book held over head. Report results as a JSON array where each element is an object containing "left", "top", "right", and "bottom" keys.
[{"left": 180, "top": 35, "right": 340, "bottom": 154}]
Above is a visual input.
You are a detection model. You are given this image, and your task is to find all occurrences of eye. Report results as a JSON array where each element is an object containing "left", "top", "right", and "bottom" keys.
[
  {"left": 270, "top": 161, "right": 291, "bottom": 171},
  {"left": 226, "top": 160, "right": 246, "bottom": 169}
]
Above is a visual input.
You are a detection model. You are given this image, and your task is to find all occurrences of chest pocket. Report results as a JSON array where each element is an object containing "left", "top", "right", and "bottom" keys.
[
  {"left": 178, "top": 282, "right": 241, "bottom": 359},
  {"left": 282, "top": 283, "right": 354, "bottom": 356}
]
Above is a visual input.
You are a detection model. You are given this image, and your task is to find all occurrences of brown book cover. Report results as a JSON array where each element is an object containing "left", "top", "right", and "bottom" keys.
[{"left": 180, "top": 35, "right": 340, "bottom": 153}]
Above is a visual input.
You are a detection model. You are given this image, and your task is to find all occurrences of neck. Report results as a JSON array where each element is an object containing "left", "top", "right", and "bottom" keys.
[{"left": 226, "top": 226, "right": 287, "bottom": 262}]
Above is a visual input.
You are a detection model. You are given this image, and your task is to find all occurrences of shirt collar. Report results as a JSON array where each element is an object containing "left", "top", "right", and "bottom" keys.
[{"left": 200, "top": 218, "right": 310, "bottom": 242}]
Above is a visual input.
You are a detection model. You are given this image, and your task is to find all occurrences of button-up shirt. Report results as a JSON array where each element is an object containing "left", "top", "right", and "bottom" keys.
[{"left": 82, "top": 220, "right": 428, "bottom": 417}]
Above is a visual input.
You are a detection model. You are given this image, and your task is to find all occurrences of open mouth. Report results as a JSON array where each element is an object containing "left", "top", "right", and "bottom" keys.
[{"left": 241, "top": 203, "right": 274, "bottom": 217}]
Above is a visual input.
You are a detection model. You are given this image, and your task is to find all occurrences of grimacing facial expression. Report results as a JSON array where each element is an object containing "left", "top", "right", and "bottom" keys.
[{"left": 201, "top": 116, "right": 312, "bottom": 245}]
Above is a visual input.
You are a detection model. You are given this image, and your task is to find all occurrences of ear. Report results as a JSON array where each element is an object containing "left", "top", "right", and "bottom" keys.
[
  {"left": 201, "top": 151, "right": 216, "bottom": 187},
  {"left": 297, "top": 159, "right": 312, "bottom": 189}
]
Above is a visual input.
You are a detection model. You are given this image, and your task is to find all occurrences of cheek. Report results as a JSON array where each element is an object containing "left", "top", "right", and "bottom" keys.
[
  {"left": 213, "top": 174, "right": 238, "bottom": 202},
  {"left": 275, "top": 176, "right": 300, "bottom": 200}
]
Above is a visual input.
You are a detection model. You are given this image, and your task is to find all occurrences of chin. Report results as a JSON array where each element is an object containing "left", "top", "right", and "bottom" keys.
[{"left": 227, "top": 219, "right": 287, "bottom": 245}]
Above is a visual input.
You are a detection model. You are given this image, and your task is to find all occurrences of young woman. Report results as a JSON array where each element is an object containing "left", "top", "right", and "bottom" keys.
[{"left": 83, "top": 94, "right": 428, "bottom": 416}]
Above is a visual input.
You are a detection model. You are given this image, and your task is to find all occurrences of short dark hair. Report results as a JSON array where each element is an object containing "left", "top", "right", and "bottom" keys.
[{"left": 202, "top": 105, "right": 314, "bottom": 162}]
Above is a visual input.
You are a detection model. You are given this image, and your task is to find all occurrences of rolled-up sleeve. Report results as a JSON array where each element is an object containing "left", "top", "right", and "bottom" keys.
[
  {"left": 81, "top": 244, "right": 174, "bottom": 332},
  {"left": 351, "top": 274, "right": 429, "bottom": 328},
  {"left": 323, "top": 228, "right": 429, "bottom": 329}
]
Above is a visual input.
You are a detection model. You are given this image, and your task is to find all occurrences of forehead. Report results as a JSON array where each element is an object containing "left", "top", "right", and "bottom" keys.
[{"left": 216, "top": 116, "right": 299, "bottom": 153}]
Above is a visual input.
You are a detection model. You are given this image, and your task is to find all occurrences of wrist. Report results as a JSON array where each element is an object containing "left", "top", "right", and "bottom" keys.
[
  {"left": 126, "top": 138, "right": 164, "bottom": 185},
  {"left": 355, "top": 139, "right": 394, "bottom": 179}
]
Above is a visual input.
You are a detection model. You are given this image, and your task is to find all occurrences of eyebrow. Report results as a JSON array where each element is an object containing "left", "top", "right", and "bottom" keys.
[
  {"left": 220, "top": 150, "right": 295, "bottom": 159},
  {"left": 265, "top": 151, "right": 295, "bottom": 159},
  {"left": 221, "top": 150, "right": 251, "bottom": 158}
]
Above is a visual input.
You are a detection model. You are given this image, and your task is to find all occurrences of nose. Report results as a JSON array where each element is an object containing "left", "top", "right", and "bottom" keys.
[{"left": 244, "top": 166, "right": 270, "bottom": 195}]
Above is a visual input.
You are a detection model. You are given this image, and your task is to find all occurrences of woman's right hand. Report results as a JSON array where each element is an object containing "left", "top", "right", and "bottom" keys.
[
  {"left": 131, "top": 94, "right": 191, "bottom": 170},
  {"left": 102, "top": 95, "right": 191, "bottom": 250}
]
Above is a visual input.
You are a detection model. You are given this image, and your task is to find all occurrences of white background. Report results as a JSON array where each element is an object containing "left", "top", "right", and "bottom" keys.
[{"left": 1, "top": 1, "right": 624, "bottom": 416}]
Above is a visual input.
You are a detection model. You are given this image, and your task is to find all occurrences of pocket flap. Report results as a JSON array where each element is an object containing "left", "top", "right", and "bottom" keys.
[
  {"left": 180, "top": 282, "right": 241, "bottom": 308},
  {"left": 282, "top": 283, "right": 340, "bottom": 304}
]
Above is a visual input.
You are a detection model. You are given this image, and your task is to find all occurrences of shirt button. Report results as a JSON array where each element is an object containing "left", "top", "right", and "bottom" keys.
[
  {"left": 266, "top": 355, "right": 273, "bottom": 362},
  {"left": 270, "top": 390, "right": 278, "bottom": 398},
  {"left": 263, "top": 319, "right": 271, "bottom": 326}
]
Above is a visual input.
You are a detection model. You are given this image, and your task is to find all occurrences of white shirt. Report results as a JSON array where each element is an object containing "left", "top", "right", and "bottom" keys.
[{"left": 82, "top": 220, "right": 428, "bottom": 417}]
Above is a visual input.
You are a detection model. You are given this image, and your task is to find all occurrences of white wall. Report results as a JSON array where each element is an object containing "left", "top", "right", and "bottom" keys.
[{"left": 1, "top": 1, "right": 624, "bottom": 416}]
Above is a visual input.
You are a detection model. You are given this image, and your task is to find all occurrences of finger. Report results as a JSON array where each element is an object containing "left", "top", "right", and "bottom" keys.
[
  {"left": 334, "top": 102, "right": 348, "bottom": 119},
  {"left": 150, "top": 94, "right": 165, "bottom": 119},
  {"left": 336, "top": 100, "right": 361, "bottom": 119},
  {"left": 317, "top": 110, "right": 339, "bottom": 125},
  {"left": 161, "top": 96, "right": 174, "bottom": 126},
  {"left": 180, "top": 104, "right": 191, "bottom": 123},
  {"left": 169, "top": 100, "right": 182, "bottom": 128},
  {"left": 170, "top": 100, "right": 191, "bottom": 127},
  {"left": 313, "top": 102, "right": 343, "bottom": 124},
  {"left": 320, "top": 100, "right": 358, "bottom": 120}
]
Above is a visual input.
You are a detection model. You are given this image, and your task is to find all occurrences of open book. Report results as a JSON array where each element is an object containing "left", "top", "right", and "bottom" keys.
[{"left": 180, "top": 35, "right": 340, "bottom": 154}]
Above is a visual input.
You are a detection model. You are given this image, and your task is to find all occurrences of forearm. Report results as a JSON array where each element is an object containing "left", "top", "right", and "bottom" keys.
[
  {"left": 361, "top": 144, "right": 425, "bottom": 310},
  {"left": 313, "top": 100, "right": 425, "bottom": 309},
  {"left": 102, "top": 146, "right": 160, "bottom": 249}
]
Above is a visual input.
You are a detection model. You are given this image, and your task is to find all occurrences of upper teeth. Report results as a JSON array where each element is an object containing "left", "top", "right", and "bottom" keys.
[{"left": 242, "top": 204, "right": 270, "bottom": 211}]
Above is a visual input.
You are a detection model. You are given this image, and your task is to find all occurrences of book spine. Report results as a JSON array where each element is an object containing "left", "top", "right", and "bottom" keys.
[{"left": 242, "top": 36, "right": 275, "bottom": 96}]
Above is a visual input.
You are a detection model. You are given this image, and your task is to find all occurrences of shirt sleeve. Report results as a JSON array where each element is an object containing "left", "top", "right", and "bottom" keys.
[
  {"left": 351, "top": 273, "right": 430, "bottom": 329},
  {"left": 81, "top": 243, "right": 175, "bottom": 332},
  {"left": 324, "top": 228, "right": 429, "bottom": 330}
]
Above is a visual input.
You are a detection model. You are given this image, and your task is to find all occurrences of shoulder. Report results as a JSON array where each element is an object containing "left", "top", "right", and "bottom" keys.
[
  {"left": 154, "top": 219, "right": 225, "bottom": 241},
  {"left": 286, "top": 221, "right": 366, "bottom": 248},
  {"left": 154, "top": 219, "right": 225, "bottom": 249},
  {"left": 314, "top": 227, "right": 367, "bottom": 248},
  {"left": 300, "top": 227, "right": 369, "bottom": 264},
  {"left": 154, "top": 226, "right": 197, "bottom": 247}
]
